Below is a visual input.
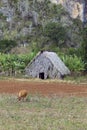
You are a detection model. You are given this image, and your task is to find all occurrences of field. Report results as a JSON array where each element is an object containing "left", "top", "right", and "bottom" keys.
[
  {"left": 0, "top": 79, "right": 87, "bottom": 130},
  {"left": 0, "top": 79, "right": 87, "bottom": 96}
]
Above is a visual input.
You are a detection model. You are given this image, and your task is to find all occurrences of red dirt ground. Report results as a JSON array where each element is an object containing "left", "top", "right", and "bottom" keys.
[{"left": 0, "top": 79, "right": 87, "bottom": 97}]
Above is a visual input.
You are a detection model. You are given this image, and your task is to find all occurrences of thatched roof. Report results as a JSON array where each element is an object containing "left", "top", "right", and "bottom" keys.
[
  {"left": 41, "top": 51, "right": 70, "bottom": 75},
  {"left": 26, "top": 51, "right": 70, "bottom": 76}
]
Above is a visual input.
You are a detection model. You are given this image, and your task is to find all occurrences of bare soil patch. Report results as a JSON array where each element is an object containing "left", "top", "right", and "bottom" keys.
[{"left": 0, "top": 79, "right": 87, "bottom": 96}]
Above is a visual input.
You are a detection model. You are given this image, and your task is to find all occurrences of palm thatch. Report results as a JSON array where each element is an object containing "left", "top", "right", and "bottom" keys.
[{"left": 25, "top": 51, "right": 70, "bottom": 79}]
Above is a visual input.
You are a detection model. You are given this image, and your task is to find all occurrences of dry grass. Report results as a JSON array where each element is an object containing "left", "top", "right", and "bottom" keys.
[{"left": 0, "top": 94, "right": 87, "bottom": 130}]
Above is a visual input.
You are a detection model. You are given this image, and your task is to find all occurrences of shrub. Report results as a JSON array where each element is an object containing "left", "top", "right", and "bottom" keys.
[
  {"left": 59, "top": 53, "right": 84, "bottom": 72},
  {"left": 0, "top": 52, "right": 36, "bottom": 76}
]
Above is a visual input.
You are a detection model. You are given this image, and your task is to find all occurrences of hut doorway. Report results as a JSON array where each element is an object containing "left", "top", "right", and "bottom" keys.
[{"left": 39, "top": 72, "right": 44, "bottom": 79}]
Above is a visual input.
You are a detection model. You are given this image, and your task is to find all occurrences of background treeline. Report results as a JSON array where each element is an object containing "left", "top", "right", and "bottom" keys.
[
  {"left": 0, "top": 25, "right": 87, "bottom": 77},
  {"left": 0, "top": 47, "right": 85, "bottom": 77},
  {"left": 0, "top": 23, "right": 87, "bottom": 77}
]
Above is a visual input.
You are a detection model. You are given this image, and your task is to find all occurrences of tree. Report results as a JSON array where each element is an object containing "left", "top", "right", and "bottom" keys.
[
  {"left": 43, "top": 22, "right": 66, "bottom": 46},
  {"left": 81, "top": 26, "right": 87, "bottom": 70},
  {"left": 0, "top": 39, "right": 17, "bottom": 53}
]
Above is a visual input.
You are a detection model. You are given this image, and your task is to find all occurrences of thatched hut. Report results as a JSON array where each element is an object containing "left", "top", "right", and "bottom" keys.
[{"left": 25, "top": 51, "right": 70, "bottom": 79}]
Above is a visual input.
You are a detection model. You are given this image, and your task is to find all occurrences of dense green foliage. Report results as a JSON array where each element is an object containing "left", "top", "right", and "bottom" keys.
[
  {"left": 81, "top": 26, "right": 87, "bottom": 70},
  {"left": 0, "top": 40, "right": 17, "bottom": 53},
  {"left": 60, "top": 54, "right": 84, "bottom": 72},
  {"left": 0, "top": 50, "right": 85, "bottom": 77},
  {"left": 43, "top": 22, "right": 66, "bottom": 46},
  {"left": 0, "top": 52, "right": 36, "bottom": 76}
]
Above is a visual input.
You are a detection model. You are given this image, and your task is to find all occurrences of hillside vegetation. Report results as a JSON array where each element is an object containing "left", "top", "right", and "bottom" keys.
[
  {"left": 0, "top": 0, "right": 83, "bottom": 52},
  {"left": 0, "top": 0, "right": 87, "bottom": 76}
]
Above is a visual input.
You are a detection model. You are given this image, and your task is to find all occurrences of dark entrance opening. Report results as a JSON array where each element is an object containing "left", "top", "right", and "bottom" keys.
[{"left": 39, "top": 72, "right": 44, "bottom": 79}]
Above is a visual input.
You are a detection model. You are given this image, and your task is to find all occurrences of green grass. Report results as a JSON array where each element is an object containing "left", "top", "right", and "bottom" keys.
[{"left": 0, "top": 94, "right": 87, "bottom": 130}]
